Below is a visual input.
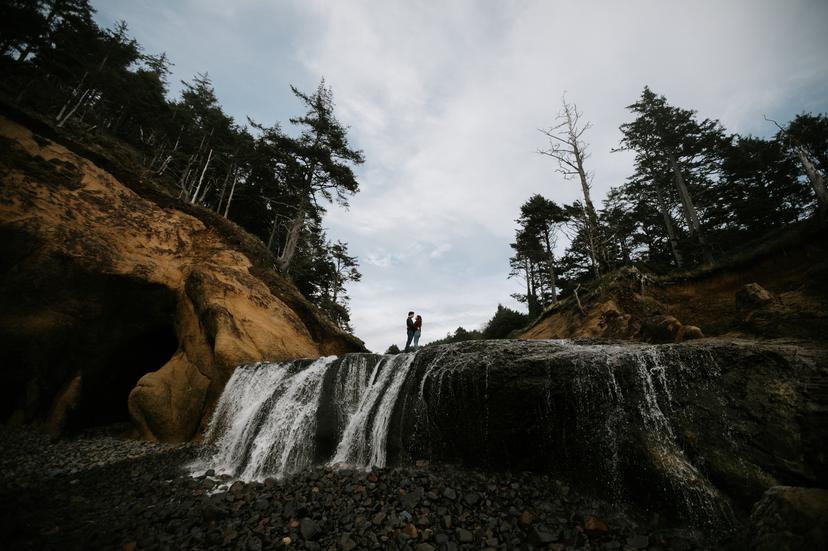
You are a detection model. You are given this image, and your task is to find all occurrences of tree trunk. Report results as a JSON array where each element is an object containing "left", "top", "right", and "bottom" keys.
[
  {"left": 566, "top": 109, "right": 601, "bottom": 278},
  {"left": 276, "top": 158, "right": 319, "bottom": 273},
  {"left": 276, "top": 205, "right": 305, "bottom": 274},
  {"left": 267, "top": 211, "right": 280, "bottom": 251},
  {"left": 523, "top": 258, "right": 532, "bottom": 312},
  {"left": 575, "top": 171, "right": 600, "bottom": 277},
  {"left": 178, "top": 153, "right": 196, "bottom": 197},
  {"left": 670, "top": 155, "right": 712, "bottom": 263},
  {"left": 196, "top": 176, "right": 214, "bottom": 204},
  {"left": 223, "top": 171, "right": 239, "bottom": 218},
  {"left": 542, "top": 229, "right": 558, "bottom": 305},
  {"left": 653, "top": 179, "right": 684, "bottom": 268},
  {"left": 56, "top": 88, "right": 91, "bottom": 127},
  {"left": 190, "top": 148, "right": 213, "bottom": 204},
  {"left": 216, "top": 163, "right": 234, "bottom": 213},
  {"left": 798, "top": 147, "right": 828, "bottom": 216}
]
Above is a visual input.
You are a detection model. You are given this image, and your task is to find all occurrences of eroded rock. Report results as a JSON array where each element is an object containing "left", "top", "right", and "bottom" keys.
[{"left": 0, "top": 114, "right": 363, "bottom": 442}]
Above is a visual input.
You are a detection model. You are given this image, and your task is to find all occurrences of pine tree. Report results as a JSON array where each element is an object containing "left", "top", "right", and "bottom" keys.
[
  {"left": 276, "top": 80, "right": 364, "bottom": 274},
  {"left": 516, "top": 194, "right": 567, "bottom": 306},
  {"left": 618, "top": 87, "right": 727, "bottom": 264}
]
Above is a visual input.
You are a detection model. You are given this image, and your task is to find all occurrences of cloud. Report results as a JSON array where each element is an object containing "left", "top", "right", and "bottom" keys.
[
  {"left": 292, "top": 0, "right": 828, "bottom": 351},
  {"left": 94, "top": 0, "right": 828, "bottom": 352}
]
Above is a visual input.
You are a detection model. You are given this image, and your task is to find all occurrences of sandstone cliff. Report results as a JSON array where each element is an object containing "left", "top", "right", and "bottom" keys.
[{"left": 0, "top": 111, "right": 364, "bottom": 442}]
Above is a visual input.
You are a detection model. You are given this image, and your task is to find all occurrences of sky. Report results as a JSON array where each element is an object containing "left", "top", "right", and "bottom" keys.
[{"left": 94, "top": 0, "right": 828, "bottom": 352}]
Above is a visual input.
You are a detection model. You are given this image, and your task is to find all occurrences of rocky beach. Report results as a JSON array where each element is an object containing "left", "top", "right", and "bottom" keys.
[
  {"left": 1, "top": 426, "right": 726, "bottom": 551},
  {"left": 2, "top": 6, "right": 827, "bottom": 548}
]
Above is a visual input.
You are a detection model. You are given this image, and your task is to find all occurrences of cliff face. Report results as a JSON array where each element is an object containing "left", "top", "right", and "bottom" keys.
[
  {"left": 519, "top": 226, "right": 828, "bottom": 343},
  {"left": 0, "top": 114, "right": 364, "bottom": 442}
]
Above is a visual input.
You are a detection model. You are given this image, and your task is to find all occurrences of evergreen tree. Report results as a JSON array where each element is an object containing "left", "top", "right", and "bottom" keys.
[
  {"left": 712, "top": 135, "right": 810, "bottom": 240},
  {"left": 617, "top": 87, "right": 727, "bottom": 264},
  {"left": 0, "top": 11, "right": 366, "bottom": 334},
  {"left": 276, "top": 80, "right": 364, "bottom": 273},
  {"left": 780, "top": 113, "right": 828, "bottom": 216},
  {"left": 482, "top": 305, "right": 528, "bottom": 339},
  {"left": 516, "top": 194, "right": 567, "bottom": 306}
]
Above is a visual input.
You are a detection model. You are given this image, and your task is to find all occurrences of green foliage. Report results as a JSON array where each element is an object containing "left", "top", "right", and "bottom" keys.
[
  {"left": 512, "top": 87, "right": 826, "bottom": 306},
  {"left": 426, "top": 326, "right": 484, "bottom": 347},
  {"left": 509, "top": 194, "right": 567, "bottom": 316},
  {"left": 384, "top": 344, "right": 401, "bottom": 355},
  {"left": 481, "top": 304, "right": 528, "bottom": 339},
  {"left": 0, "top": 2, "right": 364, "bottom": 332}
]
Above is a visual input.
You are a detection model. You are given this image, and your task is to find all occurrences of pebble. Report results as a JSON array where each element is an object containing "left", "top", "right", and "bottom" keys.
[{"left": 0, "top": 426, "right": 720, "bottom": 550}]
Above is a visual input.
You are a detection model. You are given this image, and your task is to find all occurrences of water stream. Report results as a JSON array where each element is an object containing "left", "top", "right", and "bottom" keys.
[{"left": 191, "top": 339, "right": 735, "bottom": 525}]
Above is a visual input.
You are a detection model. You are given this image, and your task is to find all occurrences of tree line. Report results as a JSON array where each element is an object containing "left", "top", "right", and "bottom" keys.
[
  {"left": 0, "top": 0, "right": 364, "bottom": 330},
  {"left": 510, "top": 88, "right": 828, "bottom": 318}
]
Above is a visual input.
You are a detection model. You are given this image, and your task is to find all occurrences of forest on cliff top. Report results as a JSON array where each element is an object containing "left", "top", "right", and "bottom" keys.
[{"left": 2, "top": 0, "right": 826, "bottom": 347}]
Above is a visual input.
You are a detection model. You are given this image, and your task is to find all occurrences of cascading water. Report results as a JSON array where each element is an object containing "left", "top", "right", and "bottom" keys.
[
  {"left": 189, "top": 338, "right": 796, "bottom": 527},
  {"left": 193, "top": 353, "right": 417, "bottom": 480},
  {"left": 331, "top": 353, "right": 416, "bottom": 467}
]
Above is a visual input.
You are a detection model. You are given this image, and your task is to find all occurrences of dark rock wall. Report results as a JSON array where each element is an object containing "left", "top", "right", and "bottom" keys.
[{"left": 388, "top": 340, "right": 827, "bottom": 523}]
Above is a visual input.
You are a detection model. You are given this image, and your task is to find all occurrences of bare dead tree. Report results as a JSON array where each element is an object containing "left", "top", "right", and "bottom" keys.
[
  {"left": 189, "top": 148, "right": 213, "bottom": 204},
  {"left": 538, "top": 95, "right": 601, "bottom": 278},
  {"left": 56, "top": 88, "right": 91, "bottom": 127},
  {"left": 223, "top": 169, "right": 240, "bottom": 218}
]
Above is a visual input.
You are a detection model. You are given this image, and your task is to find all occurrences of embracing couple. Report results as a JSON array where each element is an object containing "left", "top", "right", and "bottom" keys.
[{"left": 405, "top": 311, "right": 423, "bottom": 352}]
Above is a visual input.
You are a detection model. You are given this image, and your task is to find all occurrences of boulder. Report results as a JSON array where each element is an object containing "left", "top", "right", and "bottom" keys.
[
  {"left": 736, "top": 283, "right": 774, "bottom": 309},
  {"left": 676, "top": 324, "right": 704, "bottom": 342},
  {"left": 393, "top": 339, "right": 828, "bottom": 524},
  {"left": 640, "top": 314, "right": 684, "bottom": 343},
  {"left": 749, "top": 486, "right": 828, "bottom": 550}
]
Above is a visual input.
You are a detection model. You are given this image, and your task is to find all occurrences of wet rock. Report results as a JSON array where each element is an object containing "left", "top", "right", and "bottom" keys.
[
  {"left": 455, "top": 527, "right": 473, "bottom": 543},
  {"left": 372, "top": 511, "right": 386, "bottom": 525},
  {"left": 300, "top": 517, "right": 321, "bottom": 540},
  {"left": 338, "top": 533, "right": 356, "bottom": 550},
  {"left": 519, "top": 510, "right": 535, "bottom": 527},
  {"left": 401, "top": 487, "right": 422, "bottom": 509},
  {"left": 402, "top": 523, "right": 418, "bottom": 539},
  {"left": 675, "top": 324, "right": 704, "bottom": 342},
  {"left": 584, "top": 515, "right": 609, "bottom": 534},
  {"left": 442, "top": 487, "right": 457, "bottom": 500},
  {"left": 528, "top": 524, "right": 558, "bottom": 545},
  {"left": 749, "top": 486, "right": 828, "bottom": 551},
  {"left": 627, "top": 534, "right": 649, "bottom": 548}
]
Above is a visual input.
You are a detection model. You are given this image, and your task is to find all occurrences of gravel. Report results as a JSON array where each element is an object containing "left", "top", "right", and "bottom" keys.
[{"left": 0, "top": 426, "right": 736, "bottom": 550}]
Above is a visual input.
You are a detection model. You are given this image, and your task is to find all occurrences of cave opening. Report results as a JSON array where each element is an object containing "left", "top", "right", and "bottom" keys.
[
  {"left": 0, "top": 235, "right": 181, "bottom": 432},
  {"left": 68, "top": 277, "right": 180, "bottom": 432}
]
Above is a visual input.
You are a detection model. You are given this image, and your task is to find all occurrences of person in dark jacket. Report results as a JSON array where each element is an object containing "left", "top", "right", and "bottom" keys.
[
  {"left": 412, "top": 315, "right": 423, "bottom": 350},
  {"left": 404, "top": 311, "right": 416, "bottom": 352}
]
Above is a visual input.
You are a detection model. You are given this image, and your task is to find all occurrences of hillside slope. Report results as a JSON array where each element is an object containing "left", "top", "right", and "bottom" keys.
[
  {"left": 519, "top": 223, "right": 828, "bottom": 343},
  {"left": 0, "top": 112, "right": 364, "bottom": 442}
]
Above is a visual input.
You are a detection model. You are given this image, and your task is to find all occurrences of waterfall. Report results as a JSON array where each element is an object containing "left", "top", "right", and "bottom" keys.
[
  {"left": 563, "top": 343, "right": 733, "bottom": 526},
  {"left": 195, "top": 353, "right": 416, "bottom": 481},
  {"left": 190, "top": 338, "right": 775, "bottom": 527},
  {"left": 332, "top": 353, "right": 416, "bottom": 468}
]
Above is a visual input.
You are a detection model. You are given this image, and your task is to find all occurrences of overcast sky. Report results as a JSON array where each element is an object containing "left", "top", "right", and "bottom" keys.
[{"left": 95, "top": 0, "right": 828, "bottom": 352}]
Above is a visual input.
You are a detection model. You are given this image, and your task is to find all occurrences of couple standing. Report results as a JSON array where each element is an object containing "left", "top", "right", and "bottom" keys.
[{"left": 405, "top": 311, "right": 423, "bottom": 352}]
